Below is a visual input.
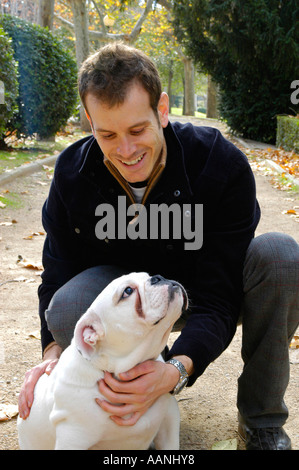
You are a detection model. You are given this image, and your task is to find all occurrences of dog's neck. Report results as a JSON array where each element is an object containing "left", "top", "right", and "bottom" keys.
[
  {"left": 95, "top": 350, "right": 160, "bottom": 378},
  {"left": 68, "top": 330, "right": 170, "bottom": 384}
]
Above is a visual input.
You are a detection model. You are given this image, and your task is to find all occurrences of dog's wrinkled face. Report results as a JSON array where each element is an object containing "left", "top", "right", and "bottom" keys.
[{"left": 74, "top": 272, "right": 188, "bottom": 366}]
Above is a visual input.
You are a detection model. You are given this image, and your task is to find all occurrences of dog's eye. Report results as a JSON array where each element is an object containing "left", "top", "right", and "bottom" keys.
[{"left": 121, "top": 286, "right": 134, "bottom": 299}]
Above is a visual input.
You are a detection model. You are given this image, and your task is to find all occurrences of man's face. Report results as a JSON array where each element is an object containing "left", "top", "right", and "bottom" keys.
[{"left": 85, "top": 83, "right": 169, "bottom": 183}]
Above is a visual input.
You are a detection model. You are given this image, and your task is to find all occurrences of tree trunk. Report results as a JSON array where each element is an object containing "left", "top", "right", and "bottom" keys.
[
  {"left": 69, "top": 0, "right": 91, "bottom": 132},
  {"left": 182, "top": 57, "right": 195, "bottom": 116},
  {"left": 206, "top": 75, "right": 219, "bottom": 119},
  {"left": 167, "top": 60, "right": 174, "bottom": 111},
  {"left": 38, "top": 0, "right": 55, "bottom": 29}
]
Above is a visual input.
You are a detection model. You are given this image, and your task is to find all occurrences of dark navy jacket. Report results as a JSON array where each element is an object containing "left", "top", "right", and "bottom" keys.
[{"left": 38, "top": 121, "right": 260, "bottom": 385}]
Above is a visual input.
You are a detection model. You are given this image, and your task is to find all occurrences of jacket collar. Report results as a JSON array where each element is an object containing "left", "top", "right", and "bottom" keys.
[{"left": 79, "top": 121, "right": 193, "bottom": 203}]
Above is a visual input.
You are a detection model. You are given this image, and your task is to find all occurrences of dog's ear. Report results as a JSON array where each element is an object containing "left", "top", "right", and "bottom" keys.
[{"left": 74, "top": 310, "right": 105, "bottom": 360}]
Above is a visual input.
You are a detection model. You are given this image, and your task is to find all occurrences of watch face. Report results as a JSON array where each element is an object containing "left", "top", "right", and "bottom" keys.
[{"left": 173, "top": 376, "right": 188, "bottom": 395}]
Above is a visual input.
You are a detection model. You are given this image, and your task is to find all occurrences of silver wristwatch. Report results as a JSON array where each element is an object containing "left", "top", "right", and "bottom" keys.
[{"left": 166, "top": 359, "right": 189, "bottom": 395}]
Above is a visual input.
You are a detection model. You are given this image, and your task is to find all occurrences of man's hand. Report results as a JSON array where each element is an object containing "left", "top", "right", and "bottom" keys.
[
  {"left": 18, "top": 343, "right": 62, "bottom": 419},
  {"left": 97, "top": 355, "right": 193, "bottom": 426}
]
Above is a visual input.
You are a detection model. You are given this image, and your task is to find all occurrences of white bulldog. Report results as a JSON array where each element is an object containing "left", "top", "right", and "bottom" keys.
[{"left": 18, "top": 272, "right": 188, "bottom": 450}]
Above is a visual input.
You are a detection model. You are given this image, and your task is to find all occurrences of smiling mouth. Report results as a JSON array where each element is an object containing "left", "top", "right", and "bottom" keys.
[{"left": 120, "top": 153, "right": 145, "bottom": 166}]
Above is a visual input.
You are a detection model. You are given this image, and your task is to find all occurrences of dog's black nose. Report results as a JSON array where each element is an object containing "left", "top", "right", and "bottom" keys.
[{"left": 150, "top": 275, "right": 166, "bottom": 285}]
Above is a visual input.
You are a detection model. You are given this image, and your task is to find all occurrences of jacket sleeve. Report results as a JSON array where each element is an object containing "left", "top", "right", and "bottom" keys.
[
  {"left": 38, "top": 172, "right": 83, "bottom": 352},
  {"left": 167, "top": 129, "right": 260, "bottom": 385}
]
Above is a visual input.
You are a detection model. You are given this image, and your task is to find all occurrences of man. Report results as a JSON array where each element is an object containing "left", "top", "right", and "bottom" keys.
[{"left": 19, "top": 42, "right": 299, "bottom": 450}]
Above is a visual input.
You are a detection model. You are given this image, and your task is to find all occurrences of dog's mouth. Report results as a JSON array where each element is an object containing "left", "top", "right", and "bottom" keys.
[
  {"left": 170, "top": 282, "right": 189, "bottom": 312},
  {"left": 182, "top": 288, "right": 188, "bottom": 312},
  {"left": 152, "top": 284, "right": 188, "bottom": 326}
]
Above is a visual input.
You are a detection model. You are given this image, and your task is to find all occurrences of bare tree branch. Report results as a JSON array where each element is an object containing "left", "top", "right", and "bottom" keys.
[
  {"left": 128, "top": 0, "right": 154, "bottom": 43},
  {"left": 89, "top": 0, "right": 105, "bottom": 32},
  {"left": 54, "top": 0, "right": 154, "bottom": 44}
]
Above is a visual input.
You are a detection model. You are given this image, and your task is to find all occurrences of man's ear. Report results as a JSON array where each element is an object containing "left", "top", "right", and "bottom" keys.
[
  {"left": 85, "top": 110, "right": 95, "bottom": 136},
  {"left": 157, "top": 92, "right": 169, "bottom": 128},
  {"left": 74, "top": 310, "right": 105, "bottom": 360}
]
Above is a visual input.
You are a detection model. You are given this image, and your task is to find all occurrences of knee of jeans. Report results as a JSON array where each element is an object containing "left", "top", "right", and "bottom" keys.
[
  {"left": 244, "top": 232, "right": 299, "bottom": 283},
  {"left": 45, "top": 292, "right": 62, "bottom": 335}
]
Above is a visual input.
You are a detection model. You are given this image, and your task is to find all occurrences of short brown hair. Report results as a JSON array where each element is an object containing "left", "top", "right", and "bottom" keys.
[{"left": 78, "top": 42, "right": 162, "bottom": 115}]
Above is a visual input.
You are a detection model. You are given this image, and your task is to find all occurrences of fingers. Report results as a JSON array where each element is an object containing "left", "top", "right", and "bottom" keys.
[
  {"left": 18, "top": 368, "right": 39, "bottom": 419},
  {"left": 99, "top": 367, "right": 157, "bottom": 401},
  {"left": 111, "top": 412, "right": 142, "bottom": 427},
  {"left": 110, "top": 411, "right": 143, "bottom": 426},
  {"left": 18, "top": 359, "right": 57, "bottom": 419},
  {"left": 96, "top": 390, "right": 146, "bottom": 427},
  {"left": 96, "top": 398, "right": 142, "bottom": 421},
  {"left": 118, "top": 360, "right": 155, "bottom": 382},
  {"left": 96, "top": 362, "right": 164, "bottom": 426},
  {"left": 45, "top": 358, "right": 59, "bottom": 375},
  {"left": 98, "top": 373, "right": 142, "bottom": 405}
]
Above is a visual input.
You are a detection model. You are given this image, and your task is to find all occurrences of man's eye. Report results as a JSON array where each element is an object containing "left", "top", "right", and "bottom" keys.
[
  {"left": 131, "top": 128, "right": 144, "bottom": 136},
  {"left": 101, "top": 134, "right": 115, "bottom": 140},
  {"left": 121, "top": 286, "right": 134, "bottom": 299}
]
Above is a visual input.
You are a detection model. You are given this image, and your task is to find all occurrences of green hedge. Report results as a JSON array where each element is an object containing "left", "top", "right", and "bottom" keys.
[
  {"left": 173, "top": 0, "right": 299, "bottom": 144},
  {"left": 0, "top": 25, "right": 18, "bottom": 141},
  {"left": 0, "top": 14, "right": 78, "bottom": 140},
  {"left": 276, "top": 115, "right": 299, "bottom": 153}
]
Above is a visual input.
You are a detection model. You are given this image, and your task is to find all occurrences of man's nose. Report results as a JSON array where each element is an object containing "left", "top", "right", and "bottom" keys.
[{"left": 117, "top": 136, "right": 136, "bottom": 158}]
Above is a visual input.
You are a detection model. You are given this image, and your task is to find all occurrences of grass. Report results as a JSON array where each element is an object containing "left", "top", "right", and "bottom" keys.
[
  {"left": 0, "top": 124, "right": 89, "bottom": 210},
  {"left": 0, "top": 126, "right": 89, "bottom": 175},
  {"left": 0, "top": 191, "right": 23, "bottom": 209},
  {"left": 170, "top": 107, "right": 206, "bottom": 119}
]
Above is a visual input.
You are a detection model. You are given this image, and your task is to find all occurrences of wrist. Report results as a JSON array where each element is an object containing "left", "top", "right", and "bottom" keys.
[
  {"left": 171, "top": 355, "right": 194, "bottom": 377},
  {"left": 166, "top": 355, "right": 193, "bottom": 395},
  {"left": 43, "top": 342, "right": 62, "bottom": 360}
]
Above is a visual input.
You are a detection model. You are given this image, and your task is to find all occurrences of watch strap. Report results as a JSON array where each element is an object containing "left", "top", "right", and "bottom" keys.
[{"left": 166, "top": 358, "right": 189, "bottom": 395}]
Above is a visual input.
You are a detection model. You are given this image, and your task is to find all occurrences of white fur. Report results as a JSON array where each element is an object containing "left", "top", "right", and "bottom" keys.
[{"left": 18, "top": 272, "right": 186, "bottom": 450}]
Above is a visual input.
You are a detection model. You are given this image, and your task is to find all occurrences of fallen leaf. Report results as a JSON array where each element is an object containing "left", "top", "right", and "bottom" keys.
[
  {"left": 211, "top": 438, "right": 238, "bottom": 450},
  {"left": 18, "top": 260, "right": 43, "bottom": 270},
  {"left": 23, "top": 231, "right": 45, "bottom": 240},
  {"left": 26, "top": 330, "right": 41, "bottom": 340},
  {"left": 0, "top": 404, "right": 18, "bottom": 422},
  {"left": 17, "top": 256, "right": 43, "bottom": 270},
  {"left": 0, "top": 219, "right": 17, "bottom": 225},
  {"left": 282, "top": 209, "right": 297, "bottom": 215},
  {"left": 290, "top": 335, "right": 299, "bottom": 349},
  {"left": 0, "top": 201, "right": 6, "bottom": 208}
]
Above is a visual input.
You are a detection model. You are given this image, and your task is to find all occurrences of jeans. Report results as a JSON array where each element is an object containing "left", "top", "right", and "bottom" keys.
[{"left": 45, "top": 232, "right": 299, "bottom": 428}]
